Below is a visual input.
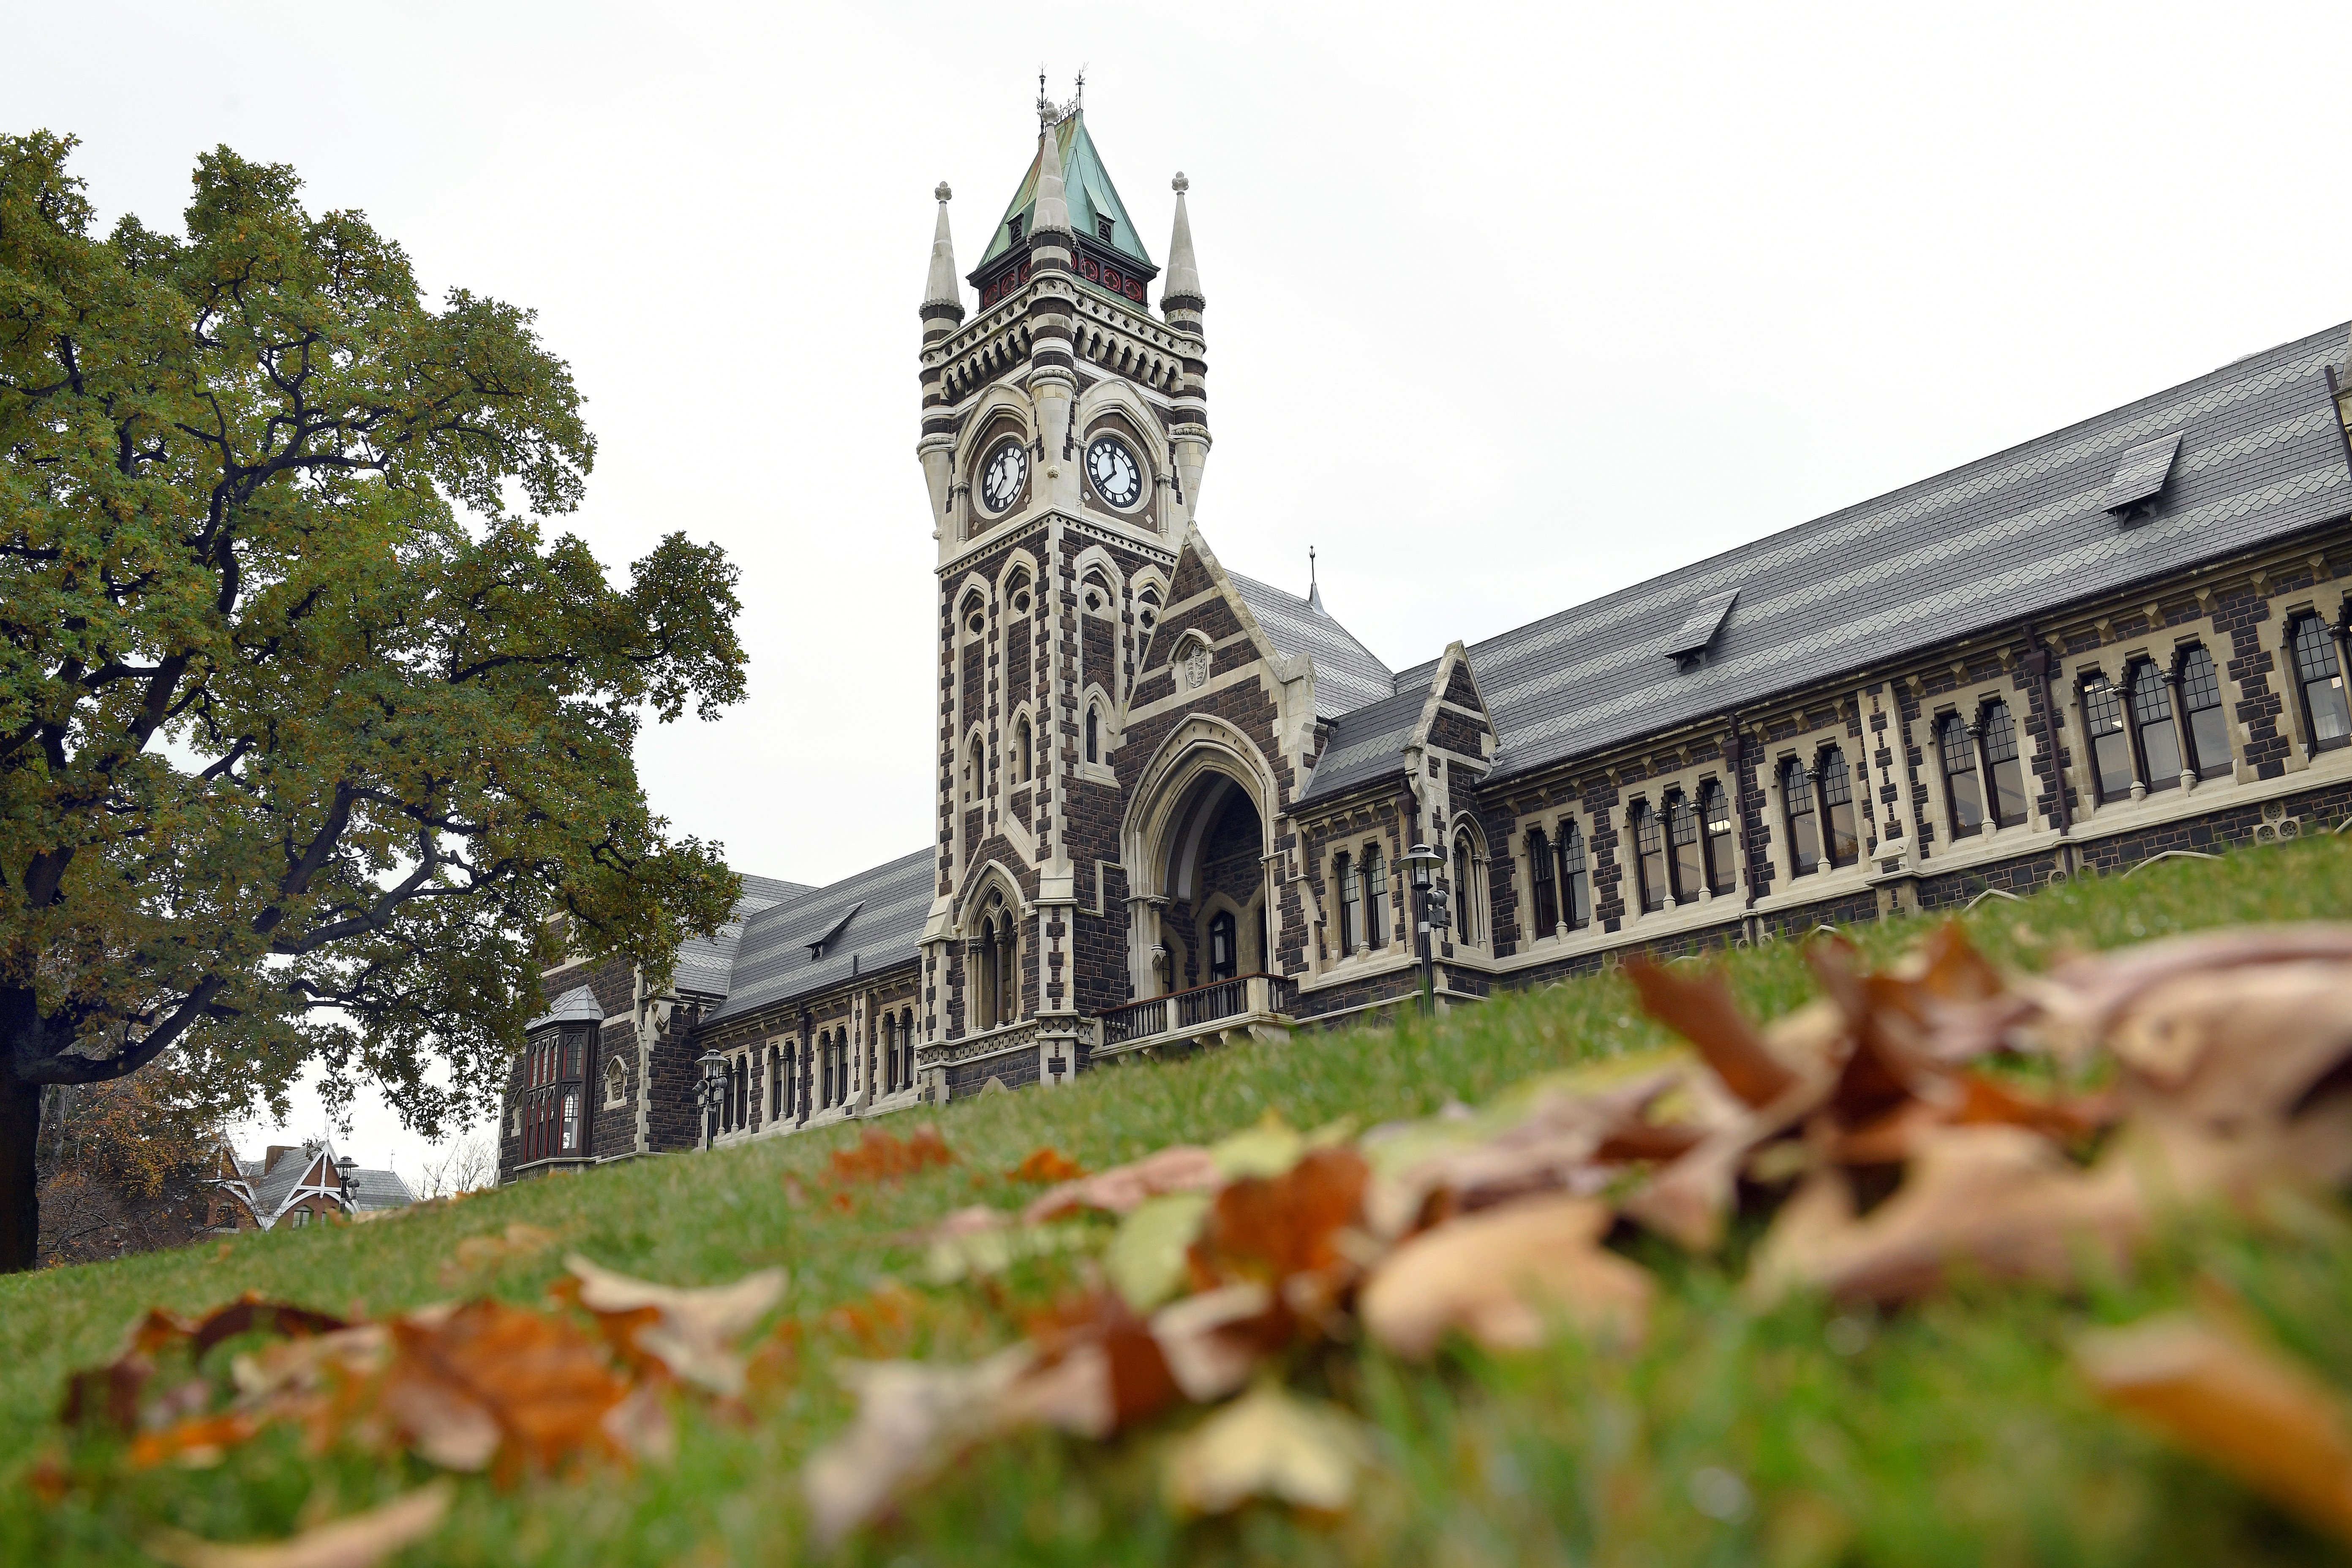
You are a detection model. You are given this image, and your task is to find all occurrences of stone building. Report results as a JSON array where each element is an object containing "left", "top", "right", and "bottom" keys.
[{"left": 498, "top": 92, "right": 2352, "bottom": 1179}]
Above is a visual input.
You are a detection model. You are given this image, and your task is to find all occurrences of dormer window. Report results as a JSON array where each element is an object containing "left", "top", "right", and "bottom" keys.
[
  {"left": 1006, "top": 215, "right": 1024, "bottom": 245},
  {"left": 1095, "top": 214, "right": 1115, "bottom": 242}
]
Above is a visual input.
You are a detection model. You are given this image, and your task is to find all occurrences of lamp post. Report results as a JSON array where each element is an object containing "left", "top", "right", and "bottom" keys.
[
  {"left": 1403, "top": 843, "right": 1444, "bottom": 1019},
  {"left": 694, "top": 1049, "right": 726, "bottom": 1151}
]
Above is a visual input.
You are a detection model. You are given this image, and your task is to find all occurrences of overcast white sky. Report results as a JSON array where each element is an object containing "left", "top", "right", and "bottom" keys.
[{"left": 17, "top": 1, "right": 2352, "bottom": 1176}]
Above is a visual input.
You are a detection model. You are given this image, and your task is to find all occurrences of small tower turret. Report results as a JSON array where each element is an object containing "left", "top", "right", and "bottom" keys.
[
  {"left": 916, "top": 182, "right": 962, "bottom": 528},
  {"left": 1162, "top": 173, "right": 1211, "bottom": 517}
]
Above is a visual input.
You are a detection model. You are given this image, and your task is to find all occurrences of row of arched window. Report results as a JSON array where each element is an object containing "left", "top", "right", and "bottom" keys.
[
  {"left": 1325, "top": 828, "right": 1488, "bottom": 962},
  {"left": 970, "top": 896, "right": 1021, "bottom": 1032},
  {"left": 708, "top": 1006, "right": 926, "bottom": 1138}
]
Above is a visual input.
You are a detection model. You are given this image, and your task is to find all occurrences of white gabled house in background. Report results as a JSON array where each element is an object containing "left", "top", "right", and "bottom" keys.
[{"left": 207, "top": 1138, "right": 414, "bottom": 1232}]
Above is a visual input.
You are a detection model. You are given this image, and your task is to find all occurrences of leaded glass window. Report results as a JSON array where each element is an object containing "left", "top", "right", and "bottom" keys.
[
  {"left": 1818, "top": 748, "right": 1860, "bottom": 867},
  {"left": 1558, "top": 821, "right": 1592, "bottom": 931},
  {"left": 2082, "top": 676, "right": 2136, "bottom": 802},
  {"left": 1527, "top": 828, "right": 1558, "bottom": 936},
  {"left": 1782, "top": 760, "right": 1821, "bottom": 874},
  {"left": 1666, "top": 791, "right": 1702, "bottom": 902},
  {"left": 1981, "top": 701, "right": 2028, "bottom": 826},
  {"left": 2130, "top": 662, "right": 2182, "bottom": 791},
  {"left": 1701, "top": 780, "right": 1736, "bottom": 895},
  {"left": 2292, "top": 615, "right": 2349, "bottom": 751},
  {"left": 1632, "top": 801, "right": 1666, "bottom": 912},
  {"left": 2179, "top": 646, "right": 2231, "bottom": 779}
]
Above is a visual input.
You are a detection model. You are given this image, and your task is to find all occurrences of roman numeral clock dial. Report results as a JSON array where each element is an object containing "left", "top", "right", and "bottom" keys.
[
  {"left": 1086, "top": 436, "right": 1143, "bottom": 509},
  {"left": 980, "top": 439, "right": 1027, "bottom": 514}
]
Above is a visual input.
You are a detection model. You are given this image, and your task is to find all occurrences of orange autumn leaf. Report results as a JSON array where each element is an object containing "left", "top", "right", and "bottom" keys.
[
  {"left": 1624, "top": 955, "right": 1800, "bottom": 1108},
  {"left": 1188, "top": 1146, "right": 1369, "bottom": 1290},
  {"left": 383, "top": 1298, "right": 642, "bottom": 1477},
  {"left": 1022, "top": 1144, "right": 1222, "bottom": 1224},
  {"left": 827, "top": 1124, "right": 955, "bottom": 1186},
  {"left": 2077, "top": 1314, "right": 2352, "bottom": 1546},
  {"left": 1010, "top": 1146, "right": 1086, "bottom": 1184}
]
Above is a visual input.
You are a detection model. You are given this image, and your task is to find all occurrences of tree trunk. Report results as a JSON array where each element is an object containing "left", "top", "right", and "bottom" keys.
[{"left": 0, "top": 1059, "right": 42, "bottom": 1272}]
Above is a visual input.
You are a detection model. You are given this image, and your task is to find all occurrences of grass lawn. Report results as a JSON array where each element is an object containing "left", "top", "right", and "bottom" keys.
[{"left": 6, "top": 836, "right": 2352, "bottom": 1565}]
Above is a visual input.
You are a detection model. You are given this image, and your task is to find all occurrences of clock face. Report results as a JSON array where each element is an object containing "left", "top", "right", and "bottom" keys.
[
  {"left": 1086, "top": 436, "right": 1143, "bottom": 510},
  {"left": 979, "top": 440, "right": 1027, "bottom": 515}
]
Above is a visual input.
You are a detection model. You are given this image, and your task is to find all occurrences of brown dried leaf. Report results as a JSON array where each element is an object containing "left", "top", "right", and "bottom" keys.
[
  {"left": 1748, "top": 1124, "right": 2144, "bottom": 1305},
  {"left": 2106, "top": 962, "right": 2352, "bottom": 1128},
  {"left": 1621, "top": 1075, "right": 1825, "bottom": 1251},
  {"left": 1360, "top": 1193, "right": 1652, "bottom": 1358},
  {"left": 2077, "top": 1314, "right": 2352, "bottom": 1545},
  {"left": 1010, "top": 1147, "right": 1086, "bottom": 1184},
  {"left": 439, "top": 1223, "right": 560, "bottom": 1285},
  {"left": 803, "top": 1349, "right": 1034, "bottom": 1547},
  {"left": 564, "top": 1255, "right": 786, "bottom": 1397},
  {"left": 1149, "top": 1282, "right": 1277, "bottom": 1403},
  {"left": 1625, "top": 957, "right": 1800, "bottom": 1107},
  {"left": 2047, "top": 924, "right": 2352, "bottom": 1045},
  {"left": 142, "top": 1481, "right": 453, "bottom": 1568},
  {"left": 1020, "top": 1288, "right": 1183, "bottom": 1435},
  {"left": 1163, "top": 1383, "right": 1370, "bottom": 1517},
  {"left": 384, "top": 1298, "right": 637, "bottom": 1475},
  {"left": 827, "top": 1124, "right": 954, "bottom": 1185},
  {"left": 1021, "top": 1144, "right": 1221, "bottom": 1224}
]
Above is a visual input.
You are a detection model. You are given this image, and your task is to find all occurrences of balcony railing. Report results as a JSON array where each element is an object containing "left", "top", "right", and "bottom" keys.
[{"left": 1098, "top": 972, "right": 1296, "bottom": 1051}]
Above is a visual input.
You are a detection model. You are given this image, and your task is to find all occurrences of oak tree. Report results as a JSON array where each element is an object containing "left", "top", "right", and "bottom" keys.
[{"left": 0, "top": 132, "right": 746, "bottom": 1269}]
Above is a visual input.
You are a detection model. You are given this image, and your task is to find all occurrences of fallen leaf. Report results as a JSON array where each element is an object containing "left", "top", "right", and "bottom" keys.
[
  {"left": 1188, "top": 1146, "right": 1370, "bottom": 1329},
  {"left": 2105, "top": 963, "right": 2352, "bottom": 1129},
  {"left": 2077, "top": 1314, "right": 2352, "bottom": 1545},
  {"left": 1625, "top": 957, "right": 1801, "bottom": 1106},
  {"left": 440, "top": 1223, "right": 560, "bottom": 1286},
  {"left": 1106, "top": 1192, "right": 1214, "bottom": 1312},
  {"left": 142, "top": 1481, "right": 453, "bottom": 1568},
  {"left": 803, "top": 1349, "right": 1034, "bottom": 1547},
  {"left": 1163, "top": 1383, "right": 1369, "bottom": 1516},
  {"left": 383, "top": 1298, "right": 637, "bottom": 1474},
  {"left": 828, "top": 1125, "right": 954, "bottom": 1185},
  {"left": 1149, "top": 1282, "right": 1277, "bottom": 1402},
  {"left": 565, "top": 1255, "right": 786, "bottom": 1397},
  {"left": 1360, "top": 1193, "right": 1652, "bottom": 1358},
  {"left": 1748, "top": 1124, "right": 2143, "bottom": 1305},
  {"left": 1021, "top": 1145, "right": 1220, "bottom": 1225},
  {"left": 1010, "top": 1147, "right": 1085, "bottom": 1183}
]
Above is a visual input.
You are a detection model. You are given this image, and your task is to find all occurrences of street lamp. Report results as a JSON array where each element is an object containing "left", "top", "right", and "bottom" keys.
[
  {"left": 1402, "top": 843, "right": 1445, "bottom": 1018},
  {"left": 694, "top": 1049, "right": 726, "bottom": 1151}
]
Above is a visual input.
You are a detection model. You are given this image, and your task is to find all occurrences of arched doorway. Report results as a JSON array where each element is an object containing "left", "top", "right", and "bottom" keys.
[{"left": 1151, "top": 776, "right": 1266, "bottom": 995}]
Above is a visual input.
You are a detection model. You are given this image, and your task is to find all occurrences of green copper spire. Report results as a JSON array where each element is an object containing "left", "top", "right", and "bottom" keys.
[{"left": 968, "top": 105, "right": 1157, "bottom": 285}]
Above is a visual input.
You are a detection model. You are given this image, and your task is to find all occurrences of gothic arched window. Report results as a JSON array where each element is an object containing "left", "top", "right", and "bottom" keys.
[
  {"left": 2130, "top": 662, "right": 2182, "bottom": 791},
  {"left": 1818, "top": 748, "right": 1859, "bottom": 867},
  {"left": 1209, "top": 910, "right": 1238, "bottom": 982},
  {"left": 1782, "top": 759, "right": 1821, "bottom": 874},
  {"left": 1557, "top": 819, "right": 1592, "bottom": 932},
  {"left": 1701, "top": 780, "right": 1736, "bottom": 895},
  {"left": 1526, "top": 827, "right": 1557, "bottom": 937},
  {"left": 1451, "top": 830, "right": 1483, "bottom": 943},
  {"left": 1979, "top": 700, "right": 2028, "bottom": 825},
  {"left": 2080, "top": 675, "right": 2136, "bottom": 802},
  {"left": 2290, "top": 613, "right": 2350, "bottom": 752},
  {"left": 1939, "top": 712, "right": 1982, "bottom": 835},
  {"left": 1085, "top": 705, "right": 1101, "bottom": 765},
  {"left": 1333, "top": 851, "right": 1358, "bottom": 956},
  {"left": 1631, "top": 800, "right": 1666, "bottom": 912},
  {"left": 604, "top": 1057, "right": 626, "bottom": 1109},
  {"left": 1665, "top": 790, "right": 1701, "bottom": 903},
  {"left": 2179, "top": 646, "right": 2232, "bottom": 779}
]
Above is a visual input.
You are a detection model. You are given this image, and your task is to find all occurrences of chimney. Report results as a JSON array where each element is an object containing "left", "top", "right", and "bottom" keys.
[{"left": 265, "top": 1144, "right": 293, "bottom": 1170}]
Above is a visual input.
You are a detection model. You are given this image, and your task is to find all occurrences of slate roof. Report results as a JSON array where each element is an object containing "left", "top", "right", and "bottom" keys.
[
  {"left": 343, "top": 1167, "right": 415, "bottom": 1211},
  {"left": 972, "top": 110, "right": 1155, "bottom": 280},
  {"left": 1228, "top": 572, "right": 1396, "bottom": 719},
  {"left": 246, "top": 1143, "right": 327, "bottom": 1222},
  {"left": 1383, "top": 322, "right": 2352, "bottom": 787},
  {"left": 524, "top": 984, "right": 604, "bottom": 1033},
  {"left": 1298, "top": 689, "right": 1424, "bottom": 804},
  {"left": 704, "top": 848, "right": 935, "bottom": 1027},
  {"left": 674, "top": 873, "right": 815, "bottom": 1000}
]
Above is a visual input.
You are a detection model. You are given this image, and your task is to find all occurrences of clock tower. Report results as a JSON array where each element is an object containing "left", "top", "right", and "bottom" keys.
[{"left": 912, "top": 85, "right": 1209, "bottom": 1097}]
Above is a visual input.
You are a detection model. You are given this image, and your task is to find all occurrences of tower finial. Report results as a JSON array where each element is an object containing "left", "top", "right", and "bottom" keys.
[
  {"left": 1162, "top": 172, "right": 1203, "bottom": 314},
  {"left": 1308, "top": 547, "right": 1326, "bottom": 614},
  {"left": 1032, "top": 89, "right": 1071, "bottom": 236},
  {"left": 921, "top": 181, "right": 962, "bottom": 323}
]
